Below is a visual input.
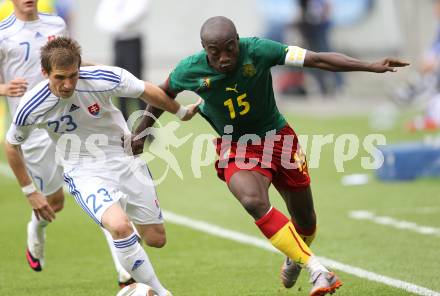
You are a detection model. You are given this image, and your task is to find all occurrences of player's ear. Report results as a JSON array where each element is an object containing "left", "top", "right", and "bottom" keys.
[{"left": 41, "top": 67, "right": 49, "bottom": 78}]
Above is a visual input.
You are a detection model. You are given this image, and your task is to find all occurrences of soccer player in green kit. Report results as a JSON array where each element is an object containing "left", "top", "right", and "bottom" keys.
[{"left": 132, "top": 16, "right": 409, "bottom": 296}]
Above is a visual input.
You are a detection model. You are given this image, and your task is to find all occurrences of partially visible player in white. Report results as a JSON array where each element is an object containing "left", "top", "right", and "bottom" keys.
[
  {"left": 0, "top": 0, "right": 137, "bottom": 288},
  {"left": 0, "top": 0, "right": 67, "bottom": 272},
  {"left": 5, "top": 37, "right": 200, "bottom": 296}
]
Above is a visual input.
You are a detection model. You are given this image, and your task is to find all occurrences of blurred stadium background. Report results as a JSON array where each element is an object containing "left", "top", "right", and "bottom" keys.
[{"left": 76, "top": 0, "right": 432, "bottom": 92}]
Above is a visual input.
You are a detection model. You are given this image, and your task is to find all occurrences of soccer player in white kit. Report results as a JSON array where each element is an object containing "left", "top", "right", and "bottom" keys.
[
  {"left": 6, "top": 36, "right": 200, "bottom": 296},
  {"left": 0, "top": 0, "right": 67, "bottom": 272},
  {"left": 0, "top": 1, "right": 137, "bottom": 286}
]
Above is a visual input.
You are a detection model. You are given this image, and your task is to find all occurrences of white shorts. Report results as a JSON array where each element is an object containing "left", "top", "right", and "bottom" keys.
[
  {"left": 22, "top": 129, "right": 64, "bottom": 196},
  {"left": 63, "top": 156, "right": 163, "bottom": 226}
]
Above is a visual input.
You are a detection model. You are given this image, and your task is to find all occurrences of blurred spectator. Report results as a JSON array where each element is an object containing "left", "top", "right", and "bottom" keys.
[
  {"left": 258, "top": 0, "right": 299, "bottom": 42},
  {"left": 54, "top": 0, "right": 75, "bottom": 33},
  {"left": 402, "top": 0, "right": 440, "bottom": 131},
  {"left": 420, "top": 0, "right": 440, "bottom": 76},
  {"left": 298, "top": 0, "right": 344, "bottom": 95},
  {"left": 406, "top": 94, "right": 440, "bottom": 132},
  {"left": 258, "top": 0, "right": 307, "bottom": 96},
  {"left": 95, "top": 0, "right": 149, "bottom": 121},
  {"left": 394, "top": 27, "right": 440, "bottom": 104},
  {"left": 331, "top": 0, "right": 373, "bottom": 26}
]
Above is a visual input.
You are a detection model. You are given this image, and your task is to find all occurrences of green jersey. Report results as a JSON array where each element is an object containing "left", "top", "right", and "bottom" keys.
[{"left": 168, "top": 37, "right": 289, "bottom": 141}]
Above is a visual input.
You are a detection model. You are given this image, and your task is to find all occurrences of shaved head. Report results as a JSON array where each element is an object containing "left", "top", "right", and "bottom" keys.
[
  {"left": 200, "top": 16, "right": 240, "bottom": 73},
  {"left": 200, "top": 16, "right": 238, "bottom": 44}
]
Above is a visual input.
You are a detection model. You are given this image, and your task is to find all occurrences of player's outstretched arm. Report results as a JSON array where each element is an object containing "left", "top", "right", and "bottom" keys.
[
  {"left": 5, "top": 141, "right": 55, "bottom": 221},
  {"left": 304, "top": 51, "right": 410, "bottom": 73},
  {"left": 135, "top": 81, "right": 180, "bottom": 134},
  {"left": 140, "top": 81, "right": 201, "bottom": 120}
]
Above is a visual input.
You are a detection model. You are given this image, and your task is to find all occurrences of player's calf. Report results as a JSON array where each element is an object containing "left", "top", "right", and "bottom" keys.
[{"left": 138, "top": 224, "right": 167, "bottom": 248}]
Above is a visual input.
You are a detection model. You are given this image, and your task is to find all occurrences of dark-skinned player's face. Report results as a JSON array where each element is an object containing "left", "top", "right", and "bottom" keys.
[{"left": 203, "top": 36, "right": 239, "bottom": 73}]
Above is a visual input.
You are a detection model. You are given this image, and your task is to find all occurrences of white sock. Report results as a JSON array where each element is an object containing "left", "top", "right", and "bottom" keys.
[
  {"left": 27, "top": 211, "right": 49, "bottom": 257},
  {"left": 30, "top": 211, "right": 49, "bottom": 236},
  {"left": 306, "top": 255, "right": 329, "bottom": 276},
  {"left": 113, "top": 232, "right": 168, "bottom": 296},
  {"left": 101, "top": 227, "right": 132, "bottom": 282}
]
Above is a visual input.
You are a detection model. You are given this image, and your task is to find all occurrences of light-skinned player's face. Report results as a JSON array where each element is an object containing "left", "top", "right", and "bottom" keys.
[
  {"left": 12, "top": 0, "right": 38, "bottom": 17},
  {"left": 44, "top": 64, "right": 79, "bottom": 99},
  {"left": 204, "top": 37, "right": 239, "bottom": 73}
]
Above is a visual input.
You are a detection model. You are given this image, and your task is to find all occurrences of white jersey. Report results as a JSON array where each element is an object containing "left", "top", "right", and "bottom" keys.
[
  {"left": 1, "top": 13, "right": 67, "bottom": 194},
  {"left": 6, "top": 66, "right": 145, "bottom": 172},
  {"left": 0, "top": 13, "right": 67, "bottom": 115}
]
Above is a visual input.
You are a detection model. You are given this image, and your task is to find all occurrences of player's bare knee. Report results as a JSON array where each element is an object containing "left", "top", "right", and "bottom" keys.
[
  {"left": 238, "top": 190, "right": 270, "bottom": 218},
  {"left": 141, "top": 226, "right": 167, "bottom": 248},
  {"left": 108, "top": 220, "right": 134, "bottom": 239},
  {"left": 144, "top": 234, "right": 166, "bottom": 248}
]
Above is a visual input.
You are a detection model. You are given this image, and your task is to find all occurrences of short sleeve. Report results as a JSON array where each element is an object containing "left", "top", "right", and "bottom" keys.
[
  {"left": 114, "top": 68, "right": 145, "bottom": 98},
  {"left": 6, "top": 123, "right": 33, "bottom": 145},
  {"left": 250, "top": 37, "right": 289, "bottom": 67},
  {"left": 167, "top": 59, "right": 192, "bottom": 94}
]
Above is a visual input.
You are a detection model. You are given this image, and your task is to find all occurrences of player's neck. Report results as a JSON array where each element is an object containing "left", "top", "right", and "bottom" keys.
[{"left": 14, "top": 10, "right": 39, "bottom": 22}]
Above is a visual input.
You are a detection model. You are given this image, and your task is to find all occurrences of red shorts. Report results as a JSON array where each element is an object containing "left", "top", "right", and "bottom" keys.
[{"left": 214, "top": 124, "right": 310, "bottom": 191}]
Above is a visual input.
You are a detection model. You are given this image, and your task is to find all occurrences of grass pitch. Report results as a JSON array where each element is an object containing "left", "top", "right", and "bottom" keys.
[{"left": 0, "top": 111, "right": 438, "bottom": 295}]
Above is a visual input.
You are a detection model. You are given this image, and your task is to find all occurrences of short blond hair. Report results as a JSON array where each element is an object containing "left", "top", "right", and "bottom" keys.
[{"left": 41, "top": 37, "right": 82, "bottom": 74}]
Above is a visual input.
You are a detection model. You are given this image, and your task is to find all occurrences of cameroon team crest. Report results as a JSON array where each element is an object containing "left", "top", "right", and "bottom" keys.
[
  {"left": 242, "top": 64, "right": 256, "bottom": 77},
  {"left": 196, "top": 77, "right": 211, "bottom": 92}
]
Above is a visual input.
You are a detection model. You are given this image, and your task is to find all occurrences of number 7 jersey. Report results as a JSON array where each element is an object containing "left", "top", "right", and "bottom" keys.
[
  {"left": 0, "top": 13, "right": 67, "bottom": 116},
  {"left": 166, "top": 37, "right": 290, "bottom": 141}
]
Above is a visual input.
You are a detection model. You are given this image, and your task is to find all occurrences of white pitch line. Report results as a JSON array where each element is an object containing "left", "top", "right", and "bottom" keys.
[
  {"left": 0, "top": 163, "right": 439, "bottom": 296},
  {"left": 350, "top": 210, "right": 440, "bottom": 237},
  {"left": 164, "top": 211, "right": 440, "bottom": 296}
]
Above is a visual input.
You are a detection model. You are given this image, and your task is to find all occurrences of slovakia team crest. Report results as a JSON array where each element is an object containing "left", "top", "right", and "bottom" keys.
[{"left": 88, "top": 103, "right": 100, "bottom": 115}]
